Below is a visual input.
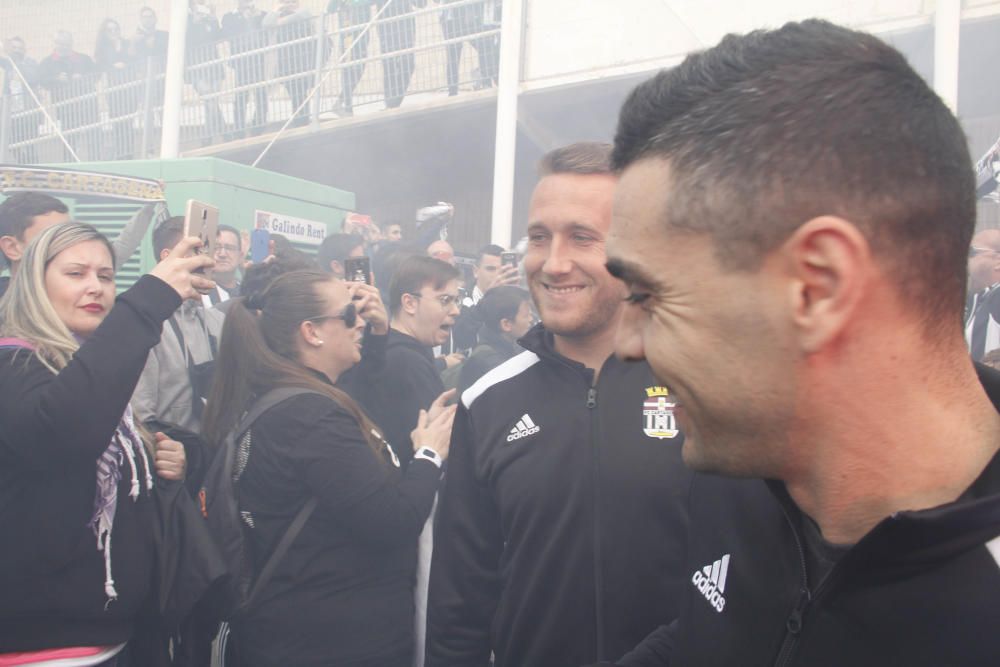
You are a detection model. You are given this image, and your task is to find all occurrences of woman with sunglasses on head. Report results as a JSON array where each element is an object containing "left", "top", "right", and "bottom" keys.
[
  {"left": 0, "top": 222, "right": 212, "bottom": 665},
  {"left": 202, "top": 270, "right": 456, "bottom": 667}
]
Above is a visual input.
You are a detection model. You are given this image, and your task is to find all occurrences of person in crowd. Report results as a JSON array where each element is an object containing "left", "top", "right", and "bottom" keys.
[
  {"left": 1, "top": 36, "right": 41, "bottom": 164},
  {"left": 604, "top": 19, "right": 1000, "bottom": 666},
  {"left": 376, "top": 0, "right": 423, "bottom": 109},
  {"left": 0, "top": 192, "right": 162, "bottom": 299},
  {"left": 385, "top": 221, "right": 403, "bottom": 242},
  {"left": 425, "top": 142, "right": 692, "bottom": 667},
  {"left": 134, "top": 6, "right": 169, "bottom": 64},
  {"left": 328, "top": 0, "right": 374, "bottom": 116},
  {"left": 263, "top": 0, "right": 317, "bottom": 128},
  {"left": 465, "top": 243, "right": 517, "bottom": 305},
  {"left": 426, "top": 239, "right": 454, "bottom": 264},
  {"left": 982, "top": 348, "right": 1000, "bottom": 371},
  {"left": 965, "top": 228, "right": 1000, "bottom": 361},
  {"left": 201, "top": 269, "right": 455, "bottom": 666},
  {"left": 186, "top": 0, "right": 227, "bottom": 143},
  {"left": 134, "top": 217, "right": 225, "bottom": 433},
  {"left": 133, "top": 5, "right": 169, "bottom": 136},
  {"left": 317, "top": 232, "right": 365, "bottom": 279},
  {"left": 0, "top": 222, "right": 207, "bottom": 664},
  {"left": 95, "top": 19, "right": 139, "bottom": 159},
  {"left": 203, "top": 224, "right": 243, "bottom": 307},
  {"left": 38, "top": 31, "right": 101, "bottom": 160},
  {"left": 222, "top": 0, "right": 269, "bottom": 138},
  {"left": 454, "top": 285, "right": 531, "bottom": 394},
  {"left": 438, "top": 0, "right": 498, "bottom": 96},
  {"left": 366, "top": 255, "right": 460, "bottom": 468}
]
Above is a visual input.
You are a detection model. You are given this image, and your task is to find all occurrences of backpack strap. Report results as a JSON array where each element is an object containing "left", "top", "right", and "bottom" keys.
[{"left": 232, "top": 386, "right": 323, "bottom": 612}]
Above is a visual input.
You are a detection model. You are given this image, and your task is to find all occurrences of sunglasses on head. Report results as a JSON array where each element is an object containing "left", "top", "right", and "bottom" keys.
[{"left": 308, "top": 302, "right": 358, "bottom": 328}]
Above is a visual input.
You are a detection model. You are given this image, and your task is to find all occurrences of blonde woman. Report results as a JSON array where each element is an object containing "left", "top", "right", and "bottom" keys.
[{"left": 0, "top": 222, "right": 211, "bottom": 666}]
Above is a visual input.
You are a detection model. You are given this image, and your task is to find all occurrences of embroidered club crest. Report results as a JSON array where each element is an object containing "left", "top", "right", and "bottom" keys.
[{"left": 643, "top": 386, "right": 679, "bottom": 439}]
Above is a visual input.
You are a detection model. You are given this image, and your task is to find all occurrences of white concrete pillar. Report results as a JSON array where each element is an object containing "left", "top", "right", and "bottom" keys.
[
  {"left": 490, "top": 0, "right": 525, "bottom": 249},
  {"left": 934, "top": 0, "right": 961, "bottom": 114},
  {"left": 160, "top": 0, "right": 189, "bottom": 158}
]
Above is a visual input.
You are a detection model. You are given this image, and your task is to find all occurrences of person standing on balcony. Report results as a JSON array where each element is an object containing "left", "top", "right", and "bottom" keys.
[
  {"left": 376, "top": 0, "right": 424, "bottom": 109},
  {"left": 328, "top": 0, "right": 375, "bottom": 116},
  {"left": 222, "top": 0, "right": 269, "bottom": 138},
  {"left": 438, "top": 0, "right": 498, "bottom": 96},
  {"left": 264, "top": 0, "right": 316, "bottom": 128},
  {"left": 1, "top": 36, "right": 40, "bottom": 164},
  {"left": 95, "top": 19, "right": 139, "bottom": 159},
  {"left": 186, "top": 0, "right": 227, "bottom": 145},
  {"left": 38, "top": 31, "right": 101, "bottom": 161}
]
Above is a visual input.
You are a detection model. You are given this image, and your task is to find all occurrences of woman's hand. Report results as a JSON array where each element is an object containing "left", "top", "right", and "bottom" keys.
[
  {"left": 149, "top": 236, "right": 215, "bottom": 300},
  {"left": 347, "top": 281, "right": 388, "bottom": 335},
  {"left": 153, "top": 432, "right": 186, "bottom": 481},
  {"left": 410, "top": 403, "right": 458, "bottom": 462}
]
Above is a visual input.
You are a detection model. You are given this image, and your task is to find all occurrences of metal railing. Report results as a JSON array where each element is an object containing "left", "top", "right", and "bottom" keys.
[{"left": 0, "top": 0, "right": 502, "bottom": 164}]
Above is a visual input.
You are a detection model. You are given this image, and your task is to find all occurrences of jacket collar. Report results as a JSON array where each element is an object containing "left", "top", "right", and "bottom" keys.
[
  {"left": 769, "top": 362, "right": 1000, "bottom": 572},
  {"left": 387, "top": 327, "right": 435, "bottom": 361}
]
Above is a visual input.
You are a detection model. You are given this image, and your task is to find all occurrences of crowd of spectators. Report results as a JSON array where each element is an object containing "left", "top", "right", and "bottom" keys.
[
  {"left": 3, "top": 17, "right": 1000, "bottom": 667},
  {"left": 0, "top": 0, "right": 502, "bottom": 160}
]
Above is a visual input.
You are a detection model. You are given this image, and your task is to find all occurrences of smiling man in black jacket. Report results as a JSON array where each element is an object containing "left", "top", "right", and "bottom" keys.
[
  {"left": 425, "top": 142, "right": 693, "bottom": 667},
  {"left": 605, "top": 20, "right": 1000, "bottom": 667}
]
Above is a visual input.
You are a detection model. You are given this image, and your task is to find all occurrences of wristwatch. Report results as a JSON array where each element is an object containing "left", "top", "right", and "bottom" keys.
[{"left": 414, "top": 447, "right": 443, "bottom": 468}]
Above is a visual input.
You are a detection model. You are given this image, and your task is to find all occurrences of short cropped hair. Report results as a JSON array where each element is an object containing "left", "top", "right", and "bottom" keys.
[
  {"left": 317, "top": 233, "right": 364, "bottom": 273},
  {"left": 0, "top": 192, "right": 69, "bottom": 240},
  {"left": 388, "top": 255, "right": 460, "bottom": 317},
  {"left": 476, "top": 244, "right": 505, "bottom": 265},
  {"left": 477, "top": 286, "right": 530, "bottom": 333},
  {"left": 611, "top": 19, "right": 974, "bottom": 332},
  {"left": 218, "top": 224, "right": 241, "bottom": 245},
  {"left": 538, "top": 141, "right": 613, "bottom": 178},
  {"left": 152, "top": 216, "right": 185, "bottom": 259}
]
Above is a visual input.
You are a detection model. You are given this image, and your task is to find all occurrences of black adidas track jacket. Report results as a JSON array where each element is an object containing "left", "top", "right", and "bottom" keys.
[
  {"left": 425, "top": 324, "right": 693, "bottom": 667},
  {"left": 617, "top": 365, "right": 1000, "bottom": 667}
]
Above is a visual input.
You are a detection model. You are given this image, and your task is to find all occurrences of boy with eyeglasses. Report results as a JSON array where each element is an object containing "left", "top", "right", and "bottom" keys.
[{"left": 368, "top": 255, "right": 461, "bottom": 468}]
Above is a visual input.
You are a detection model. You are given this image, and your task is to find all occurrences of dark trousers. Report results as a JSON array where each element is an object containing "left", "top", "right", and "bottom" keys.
[
  {"left": 441, "top": 6, "right": 497, "bottom": 95},
  {"left": 233, "top": 71, "right": 268, "bottom": 132},
  {"left": 377, "top": 16, "right": 416, "bottom": 109}
]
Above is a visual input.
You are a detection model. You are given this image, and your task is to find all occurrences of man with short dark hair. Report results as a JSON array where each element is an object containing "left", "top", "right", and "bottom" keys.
[
  {"left": 203, "top": 224, "right": 243, "bottom": 307},
  {"left": 0, "top": 192, "right": 70, "bottom": 288},
  {"left": 135, "top": 216, "right": 222, "bottom": 432},
  {"left": 366, "top": 255, "right": 460, "bottom": 467},
  {"left": 0, "top": 191, "right": 160, "bottom": 298},
  {"left": 425, "top": 142, "right": 692, "bottom": 667},
  {"left": 317, "top": 232, "right": 365, "bottom": 279},
  {"left": 605, "top": 19, "right": 1000, "bottom": 665}
]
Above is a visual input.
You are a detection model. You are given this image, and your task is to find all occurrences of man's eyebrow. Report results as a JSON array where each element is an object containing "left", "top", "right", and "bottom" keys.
[{"left": 605, "top": 256, "right": 645, "bottom": 283}]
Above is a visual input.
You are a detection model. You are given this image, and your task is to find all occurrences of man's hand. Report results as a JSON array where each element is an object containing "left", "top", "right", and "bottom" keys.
[
  {"left": 441, "top": 352, "right": 465, "bottom": 370},
  {"left": 485, "top": 264, "right": 520, "bottom": 292}
]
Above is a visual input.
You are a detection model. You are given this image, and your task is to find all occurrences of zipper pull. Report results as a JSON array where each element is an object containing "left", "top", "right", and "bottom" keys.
[
  {"left": 786, "top": 588, "right": 810, "bottom": 635},
  {"left": 586, "top": 387, "right": 597, "bottom": 409}
]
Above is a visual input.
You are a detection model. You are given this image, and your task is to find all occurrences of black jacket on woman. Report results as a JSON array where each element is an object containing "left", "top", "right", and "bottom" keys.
[
  {"left": 0, "top": 276, "right": 182, "bottom": 652},
  {"left": 231, "top": 379, "right": 441, "bottom": 666}
]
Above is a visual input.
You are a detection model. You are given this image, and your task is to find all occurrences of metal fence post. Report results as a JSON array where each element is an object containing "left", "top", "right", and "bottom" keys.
[
  {"left": 139, "top": 58, "right": 156, "bottom": 158},
  {"left": 0, "top": 92, "right": 10, "bottom": 164},
  {"left": 311, "top": 14, "right": 328, "bottom": 127}
]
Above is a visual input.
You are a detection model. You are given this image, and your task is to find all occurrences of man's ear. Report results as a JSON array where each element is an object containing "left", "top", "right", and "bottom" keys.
[
  {"left": 400, "top": 292, "right": 419, "bottom": 316},
  {"left": 782, "top": 216, "right": 871, "bottom": 354},
  {"left": 0, "top": 235, "right": 24, "bottom": 263},
  {"left": 499, "top": 317, "right": 514, "bottom": 334},
  {"left": 159, "top": 247, "right": 172, "bottom": 263}
]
